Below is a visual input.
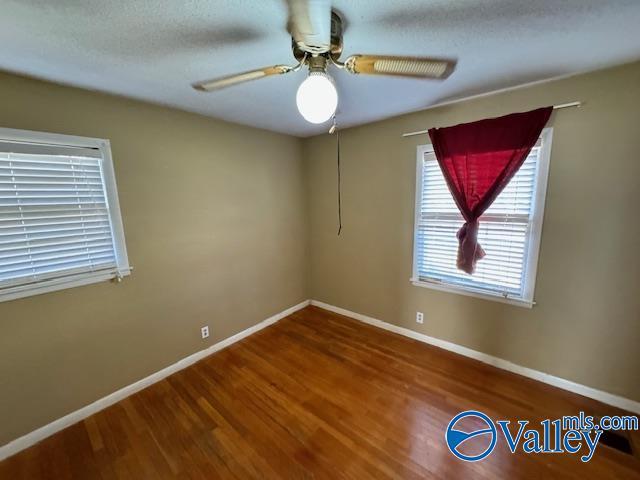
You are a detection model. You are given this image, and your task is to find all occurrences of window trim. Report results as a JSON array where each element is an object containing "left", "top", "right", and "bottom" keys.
[
  {"left": 410, "top": 127, "right": 553, "bottom": 308},
  {"left": 0, "top": 127, "right": 131, "bottom": 303}
]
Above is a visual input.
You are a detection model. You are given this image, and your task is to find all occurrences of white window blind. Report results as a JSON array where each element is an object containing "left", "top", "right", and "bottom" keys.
[
  {"left": 0, "top": 128, "right": 130, "bottom": 302},
  {"left": 412, "top": 129, "right": 552, "bottom": 306}
]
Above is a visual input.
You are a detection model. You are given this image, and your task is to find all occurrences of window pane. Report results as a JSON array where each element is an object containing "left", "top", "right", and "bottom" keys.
[
  {"left": 416, "top": 146, "right": 540, "bottom": 298},
  {"left": 0, "top": 150, "right": 118, "bottom": 289}
]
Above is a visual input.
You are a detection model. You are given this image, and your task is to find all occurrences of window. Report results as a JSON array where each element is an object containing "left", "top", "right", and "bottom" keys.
[
  {"left": 0, "top": 128, "right": 130, "bottom": 302},
  {"left": 412, "top": 128, "right": 552, "bottom": 307}
]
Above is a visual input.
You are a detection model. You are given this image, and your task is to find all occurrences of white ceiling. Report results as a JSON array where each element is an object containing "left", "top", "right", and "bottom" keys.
[{"left": 1, "top": 0, "right": 640, "bottom": 137}]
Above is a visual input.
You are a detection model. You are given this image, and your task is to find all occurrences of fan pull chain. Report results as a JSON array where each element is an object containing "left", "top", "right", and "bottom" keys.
[{"left": 330, "top": 116, "right": 342, "bottom": 236}]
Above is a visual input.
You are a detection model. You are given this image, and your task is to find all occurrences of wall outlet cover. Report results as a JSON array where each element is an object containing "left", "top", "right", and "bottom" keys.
[{"left": 201, "top": 326, "right": 210, "bottom": 339}]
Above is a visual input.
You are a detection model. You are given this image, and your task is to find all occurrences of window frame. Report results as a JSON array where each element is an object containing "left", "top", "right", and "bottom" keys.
[
  {"left": 0, "top": 127, "right": 130, "bottom": 303},
  {"left": 410, "top": 127, "right": 553, "bottom": 308}
]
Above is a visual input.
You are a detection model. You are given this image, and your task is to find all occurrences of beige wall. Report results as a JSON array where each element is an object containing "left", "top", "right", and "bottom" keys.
[
  {"left": 2, "top": 60, "right": 639, "bottom": 448},
  {"left": 0, "top": 72, "right": 308, "bottom": 445},
  {"left": 305, "top": 61, "right": 640, "bottom": 402}
]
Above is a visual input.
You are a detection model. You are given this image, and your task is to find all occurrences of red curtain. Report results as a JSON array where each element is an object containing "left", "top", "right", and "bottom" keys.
[{"left": 428, "top": 107, "right": 552, "bottom": 274}]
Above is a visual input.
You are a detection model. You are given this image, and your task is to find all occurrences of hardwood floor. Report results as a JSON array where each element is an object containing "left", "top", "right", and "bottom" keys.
[{"left": 1, "top": 305, "right": 639, "bottom": 479}]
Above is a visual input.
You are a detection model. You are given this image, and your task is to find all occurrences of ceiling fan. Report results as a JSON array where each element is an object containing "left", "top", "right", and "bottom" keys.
[{"left": 192, "top": 0, "right": 456, "bottom": 125}]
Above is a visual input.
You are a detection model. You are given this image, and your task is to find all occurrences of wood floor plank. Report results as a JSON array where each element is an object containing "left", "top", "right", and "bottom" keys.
[{"left": 1, "top": 305, "right": 639, "bottom": 479}]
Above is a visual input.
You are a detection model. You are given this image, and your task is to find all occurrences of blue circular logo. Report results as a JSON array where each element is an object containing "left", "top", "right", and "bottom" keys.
[{"left": 445, "top": 410, "right": 497, "bottom": 462}]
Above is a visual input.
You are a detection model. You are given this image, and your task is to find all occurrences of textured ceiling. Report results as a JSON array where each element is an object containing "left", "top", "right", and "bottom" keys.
[{"left": 1, "top": 0, "right": 640, "bottom": 136}]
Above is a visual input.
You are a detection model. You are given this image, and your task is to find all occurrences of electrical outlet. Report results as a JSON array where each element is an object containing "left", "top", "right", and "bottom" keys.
[
  {"left": 201, "top": 326, "right": 209, "bottom": 339},
  {"left": 416, "top": 312, "right": 424, "bottom": 324}
]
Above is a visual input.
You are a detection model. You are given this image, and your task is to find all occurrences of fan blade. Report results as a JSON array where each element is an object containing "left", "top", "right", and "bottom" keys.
[
  {"left": 192, "top": 65, "right": 291, "bottom": 91},
  {"left": 286, "top": 0, "right": 331, "bottom": 53},
  {"left": 344, "top": 55, "right": 456, "bottom": 79}
]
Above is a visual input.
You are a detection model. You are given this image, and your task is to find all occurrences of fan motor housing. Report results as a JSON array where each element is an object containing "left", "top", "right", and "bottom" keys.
[{"left": 292, "top": 10, "right": 343, "bottom": 62}]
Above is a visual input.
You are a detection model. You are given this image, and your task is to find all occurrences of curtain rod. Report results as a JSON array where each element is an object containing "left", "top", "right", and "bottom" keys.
[{"left": 401, "top": 101, "right": 582, "bottom": 138}]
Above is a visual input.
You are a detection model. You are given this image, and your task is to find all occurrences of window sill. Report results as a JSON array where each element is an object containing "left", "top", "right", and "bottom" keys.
[
  {"left": 0, "top": 268, "right": 131, "bottom": 303},
  {"left": 410, "top": 278, "right": 534, "bottom": 308}
]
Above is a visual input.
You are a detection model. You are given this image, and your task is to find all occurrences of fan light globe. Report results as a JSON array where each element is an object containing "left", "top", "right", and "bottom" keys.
[{"left": 296, "top": 72, "right": 338, "bottom": 124}]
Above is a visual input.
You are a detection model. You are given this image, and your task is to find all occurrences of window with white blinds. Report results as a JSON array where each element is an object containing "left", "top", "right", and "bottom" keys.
[
  {"left": 412, "top": 128, "right": 552, "bottom": 307},
  {"left": 0, "top": 128, "right": 130, "bottom": 302}
]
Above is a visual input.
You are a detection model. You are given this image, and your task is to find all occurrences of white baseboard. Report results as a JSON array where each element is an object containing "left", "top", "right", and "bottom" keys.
[
  {"left": 3, "top": 297, "right": 637, "bottom": 463},
  {"left": 310, "top": 300, "right": 640, "bottom": 415},
  {"left": 0, "top": 300, "right": 310, "bottom": 462}
]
